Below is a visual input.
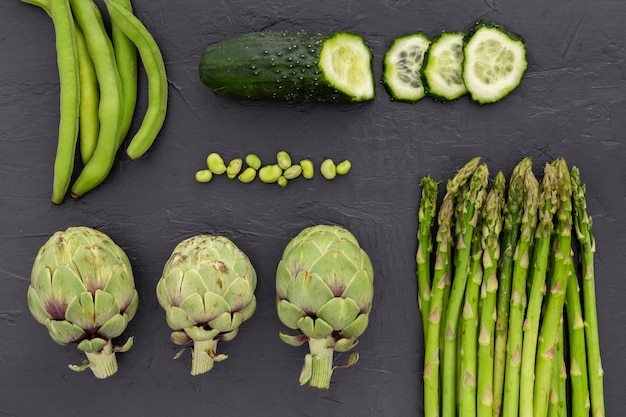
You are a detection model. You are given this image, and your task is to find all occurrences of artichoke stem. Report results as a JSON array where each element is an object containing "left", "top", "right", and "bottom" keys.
[
  {"left": 84, "top": 349, "right": 118, "bottom": 379},
  {"left": 308, "top": 338, "right": 335, "bottom": 390},
  {"left": 191, "top": 339, "right": 218, "bottom": 376}
]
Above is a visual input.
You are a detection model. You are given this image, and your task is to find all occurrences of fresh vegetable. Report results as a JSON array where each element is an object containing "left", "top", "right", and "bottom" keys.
[
  {"left": 104, "top": 0, "right": 168, "bottom": 160},
  {"left": 195, "top": 169, "right": 213, "bottom": 183},
  {"left": 382, "top": 33, "right": 431, "bottom": 102},
  {"left": 277, "top": 151, "right": 292, "bottom": 170},
  {"left": 75, "top": 25, "right": 100, "bottom": 164},
  {"left": 199, "top": 30, "right": 375, "bottom": 102},
  {"left": 245, "top": 154, "right": 262, "bottom": 170},
  {"left": 276, "top": 225, "right": 374, "bottom": 389},
  {"left": 156, "top": 235, "right": 257, "bottom": 375},
  {"left": 226, "top": 158, "right": 243, "bottom": 178},
  {"left": 572, "top": 166, "right": 605, "bottom": 417},
  {"left": 207, "top": 153, "right": 227, "bottom": 174},
  {"left": 519, "top": 163, "right": 559, "bottom": 417},
  {"left": 259, "top": 164, "right": 283, "bottom": 183},
  {"left": 300, "top": 159, "right": 315, "bottom": 179},
  {"left": 238, "top": 167, "right": 257, "bottom": 183},
  {"left": 416, "top": 158, "right": 605, "bottom": 417},
  {"left": 27, "top": 226, "right": 138, "bottom": 379},
  {"left": 422, "top": 31, "right": 468, "bottom": 101},
  {"left": 320, "top": 159, "right": 337, "bottom": 180},
  {"left": 416, "top": 175, "right": 438, "bottom": 331},
  {"left": 335, "top": 160, "right": 352, "bottom": 175},
  {"left": 462, "top": 20, "right": 527, "bottom": 104}
]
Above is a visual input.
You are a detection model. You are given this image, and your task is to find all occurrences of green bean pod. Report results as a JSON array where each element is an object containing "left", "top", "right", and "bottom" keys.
[
  {"left": 107, "top": 0, "right": 138, "bottom": 146},
  {"left": 104, "top": 0, "right": 168, "bottom": 160},
  {"left": 75, "top": 25, "right": 100, "bottom": 164},
  {"left": 69, "top": 0, "right": 123, "bottom": 199},
  {"left": 48, "top": 0, "right": 80, "bottom": 204}
]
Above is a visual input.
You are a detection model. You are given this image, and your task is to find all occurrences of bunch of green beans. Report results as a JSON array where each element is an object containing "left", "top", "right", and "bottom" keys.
[
  {"left": 195, "top": 151, "right": 352, "bottom": 186},
  {"left": 21, "top": 0, "right": 168, "bottom": 204}
]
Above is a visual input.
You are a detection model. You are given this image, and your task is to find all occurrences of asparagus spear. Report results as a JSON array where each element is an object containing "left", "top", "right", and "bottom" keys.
[
  {"left": 417, "top": 175, "right": 439, "bottom": 334},
  {"left": 492, "top": 157, "right": 532, "bottom": 416},
  {"left": 476, "top": 173, "right": 506, "bottom": 417},
  {"left": 441, "top": 163, "right": 488, "bottom": 417},
  {"left": 533, "top": 158, "right": 573, "bottom": 417},
  {"left": 571, "top": 167, "right": 605, "bottom": 417},
  {"left": 423, "top": 158, "right": 480, "bottom": 417},
  {"left": 565, "top": 251, "right": 590, "bottom": 417},
  {"left": 547, "top": 317, "right": 567, "bottom": 417},
  {"left": 502, "top": 168, "right": 540, "bottom": 417},
  {"left": 459, "top": 190, "right": 487, "bottom": 417},
  {"left": 519, "top": 163, "right": 559, "bottom": 417}
]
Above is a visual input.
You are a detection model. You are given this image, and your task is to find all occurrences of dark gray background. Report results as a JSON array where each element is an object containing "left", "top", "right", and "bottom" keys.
[{"left": 1, "top": 0, "right": 625, "bottom": 415}]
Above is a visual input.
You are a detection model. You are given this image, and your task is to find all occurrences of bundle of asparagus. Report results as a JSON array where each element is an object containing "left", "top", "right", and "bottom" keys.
[{"left": 416, "top": 157, "right": 604, "bottom": 417}]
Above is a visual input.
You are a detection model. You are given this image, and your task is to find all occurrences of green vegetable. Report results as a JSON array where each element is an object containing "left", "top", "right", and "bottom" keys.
[
  {"left": 277, "top": 176, "right": 288, "bottom": 187},
  {"left": 572, "top": 166, "right": 605, "bottom": 417},
  {"left": 493, "top": 157, "right": 532, "bottom": 416},
  {"left": 199, "top": 30, "right": 375, "bottom": 102},
  {"left": 300, "top": 159, "right": 315, "bottom": 179},
  {"left": 462, "top": 20, "right": 527, "bottom": 104},
  {"left": 195, "top": 169, "right": 213, "bottom": 183},
  {"left": 476, "top": 172, "right": 506, "bottom": 417},
  {"left": 226, "top": 158, "right": 243, "bottom": 178},
  {"left": 238, "top": 167, "right": 257, "bottom": 183},
  {"left": 336, "top": 160, "right": 352, "bottom": 175},
  {"left": 283, "top": 165, "right": 302, "bottom": 180},
  {"left": 320, "top": 159, "right": 336, "bottom": 180},
  {"left": 276, "top": 225, "right": 374, "bottom": 389},
  {"left": 207, "top": 152, "right": 226, "bottom": 174},
  {"left": 441, "top": 163, "right": 488, "bottom": 417},
  {"left": 518, "top": 163, "right": 558, "bottom": 417},
  {"left": 502, "top": 169, "right": 539, "bottom": 417},
  {"left": 422, "top": 31, "right": 468, "bottom": 101},
  {"left": 104, "top": 0, "right": 168, "bottom": 160},
  {"left": 107, "top": 0, "right": 137, "bottom": 145},
  {"left": 259, "top": 164, "right": 283, "bottom": 183},
  {"left": 75, "top": 25, "right": 99, "bottom": 165},
  {"left": 382, "top": 32, "right": 431, "bottom": 102},
  {"left": 533, "top": 159, "right": 573, "bottom": 417},
  {"left": 245, "top": 153, "right": 262, "bottom": 170},
  {"left": 156, "top": 235, "right": 257, "bottom": 375},
  {"left": 27, "top": 226, "right": 138, "bottom": 379},
  {"left": 416, "top": 175, "right": 438, "bottom": 331},
  {"left": 277, "top": 151, "right": 292, "bottom": 170},
  {"left": 69, "top": 0, "right": 123, "bottom": 199}
]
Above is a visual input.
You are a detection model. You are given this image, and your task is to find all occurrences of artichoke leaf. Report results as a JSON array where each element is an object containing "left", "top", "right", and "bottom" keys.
[
  {"left": 113, "top": 336, "right": 134, "bottom": 352},
  {"left": 73, "top": 243, "right": 119, "bottom": 291},
  {"left": 316, "top": 297, "right": 360, "bottom": 331},
  {"left": 124, "top": 291, "right": 139, "bottom": 321},
  {"left": 27, "top": 286, "right": 52, "bottom": 324},
  {"left": 216, "top": 328, "right": 238, "bottom": 342},
  {"left": 46, "top": 319, "right": 86, "bottom": 345},
  {"left": 166, "top": 305, "right": 195, "bottom": 330},
  {"left": 94, "top": 290, "right": 121, "bottom": 327},
  {"left": 275, "top": 260, "right": 292, "bottom": 298},
  {"left": 299, "top": 353, "right": 313, "bottom": 386},
  {"left": 239, "top": 296, "right": 256, "bottom": 320},
  {"left": 50, "top": 266, "right": 87, "bottom": 308},
  {"left": 279, "top": 331, "right": 308, "bottom": 346},
  {"left": 308, "top": 250, "right": 359, "bottom": 296},
  {"left": 184, "top": 325, "right": 220, "bottom": 342},
  {"left": 334, "top": 337, "right": 358, "bottom": 352},
  {"left": 285, "top": 271, "right": 334, "bottom": 314},
  {"left": 77, "top": 337, "right": 108, "bottom": 353},
  {"left": 162, "top": 267, "right": 184, "bottom": 306},
  {"left": 98, "top": 314, "right": 127, "bottom": 339},
  {"left": 64, "top": 292, "right": 95, "bottom": 330},
  {"left": 223, "top": 277, "right": 254, "bottom": 312},
  {"left": 208, "top": 311, "right": 242, "bottom": 333},
  {"left": 339, "top": 312, "right": 369, "bottom": 339},
  {"left": 156, "top": 279, "right": 172, "bottom": 307},
  {"left": 171, "top": 330, "right": 192, "bottom": 345},
  {"left": 103, "top": 264, "right": 136, "bottom": 312},
  {"left": 203, "top": 291, "right": 231, "bottom": 322},
  {"left": 276, "top": 299, "right": 306, "bottom": 329},
  {"left": 333, "top": 352, "right": 359, "bottom": 369},
  {"left": 180, "top": 269, "right": 210, "bottom": 302},
  {"left": 180, "top": 293, "right": 209, "bottom": 324},
  {"left": 298, "top": 316, "right": 334, "bottom": 339},
  {"left": 340, "top": 269, "right": 374, "bottom": 310}
]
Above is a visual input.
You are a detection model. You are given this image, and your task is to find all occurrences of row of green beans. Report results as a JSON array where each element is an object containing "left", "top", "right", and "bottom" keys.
[{"left": 21, "top": 0, "right": 168, "bottom": 203}]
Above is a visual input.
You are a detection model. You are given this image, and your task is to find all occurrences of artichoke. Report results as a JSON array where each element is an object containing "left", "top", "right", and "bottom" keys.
[
  {"left": 27, "top": 226, "right": 138, "bottom": 379},
  {"left": 276, "top": 225, "right": 374, "bottom": 389},
  {"left": 156, "top": 235, "right": 257, "bottom": 376}
]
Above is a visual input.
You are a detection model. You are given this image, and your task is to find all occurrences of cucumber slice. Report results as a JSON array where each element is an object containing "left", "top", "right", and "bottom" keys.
[
  {"left": 382, "top": 33, "right": 431, "bottom": 103},
  {"left": 319, "top": 32, "right": 375, "bottom": 102},
  {"left": 422, "top": 32, "right": 467, "bottom": 101},
  {"left": 463, "top": 20, "right": 527, "bottom": 104}
]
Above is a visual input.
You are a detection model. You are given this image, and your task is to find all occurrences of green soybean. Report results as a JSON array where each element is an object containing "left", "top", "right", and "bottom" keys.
[
  {"left": 259, "top": 164, "right": 283, "bottom": 183},
  {"left": 300, "top": 159, "right": 314, "bottom": 179},
  {"left": 226, "top": 158, "right": 243, "bottom": 178},
  {"left": 336, "top": 160, "right": 352, "bottom": 175},
  {"left": 320, "top": 159, "right": 337, "bottom": 180},
  {"left": 245, "top": 153, "right": 262, "bottom": 170},
  {"left": 207, "top": 153, "right": 226, "bottom": 174},
  {"left": 277, "top": 151, "right": 292, "bottom": 170},
  {"left": 108, "top": 0, "right": 138, "bottom": 146},
  {"left": 283, "top": 165, "right": 302, "bottom": 180},
  {"left": 195, "top": 169, "right": 213, "bottom": 183},
  {"left": 104, "top": 0, "right": 168, "bottom": 160},
  {"left": 75, "top": 25, "right": 99, "bottom": 164},
  {"left": 69, "top": 0, "right": 123, "bottom": 199},
  {"left": 238, "top": 167, "right": 257, "bottom": 183}
]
